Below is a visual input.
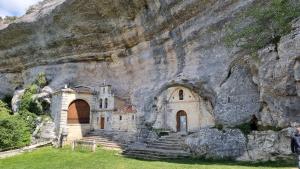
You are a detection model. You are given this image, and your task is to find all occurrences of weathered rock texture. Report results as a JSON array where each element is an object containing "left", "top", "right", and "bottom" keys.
[
  {"left": 0, "top": 0, "right": 299, "bottom": 161},
  {"left": 238, "top": 128, "right": 296, "bottom": 161},
  {"left": 186, "top": 128, "right": 246, "bottom": 159}
]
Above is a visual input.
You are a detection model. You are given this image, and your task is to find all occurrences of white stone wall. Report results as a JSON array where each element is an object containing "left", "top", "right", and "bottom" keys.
[
  {"left": 51, "top": 89, "right": 94, "bottom": 142},
  {"left": 52, "top": 86, "right": 138, "bottom": 143},
  {"left": 111, "top": 113, "right": 137, "bottom": 132},
  {"left": 154, "top": 87, "right": 215, "bottom": 132}
]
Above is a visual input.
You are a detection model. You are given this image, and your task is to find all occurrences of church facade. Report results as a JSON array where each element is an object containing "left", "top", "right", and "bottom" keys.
[
  {"left": 51, "top": 84, "right": 137, "bottom": 142},
  {"left": 51, "top": 84, "right": 215, "bottom": 142}
]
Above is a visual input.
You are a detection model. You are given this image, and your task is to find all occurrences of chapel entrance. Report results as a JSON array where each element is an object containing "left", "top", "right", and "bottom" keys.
[
  {"left": 68, "top": 99, "right": 90, "bottom": 124},
  {"left": 100, "top": 117, "right": 105, "bottom": 129},
  {"left": 176, "top": 110, "right": 187, "bottom": 132}
]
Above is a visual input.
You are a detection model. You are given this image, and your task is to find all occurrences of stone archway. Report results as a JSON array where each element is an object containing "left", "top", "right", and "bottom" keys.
[
  {"left": 176, "top": 110, "right": 187, "bottom": 132},
  {"left": 68, "top": 99, "right": 90, "bottom": 124}
]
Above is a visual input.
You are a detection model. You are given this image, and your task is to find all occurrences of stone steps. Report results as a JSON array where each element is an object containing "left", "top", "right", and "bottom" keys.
[
  {"left": 81, "top": 130, "right": 127, "bottom": 150},
  {"left": 146, "top": 144, "right": 183, "bottom": 150},
  {"left": 123, "top": 147, "right": 190, "bottom": 160},
  {"left": 80, "top": 138, "right": 123, "bottom": 149},
  {"left": 123, "top": 133, "right": 190, "bottom": 160}
]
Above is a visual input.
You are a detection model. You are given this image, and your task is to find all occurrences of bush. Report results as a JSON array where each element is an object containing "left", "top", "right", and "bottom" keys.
[
  {"left": 214, "top": 124, "right": 224, "bottom": 131},
  {"left": 225, "top": 0, "right": 300, "bottom": 54},
  {"left": 235, "top": 123, "right": 252, "bottom": 135},
  {"left": 19, "top": 84, "right": 43, "bottom": 115},
  {"left": 1, "top": 95, "right": 12, "bottom": 109},
  {"left": 35, "top": 72, "right": 47, "bottom": 88},
  {"left": 18, "top": 110, "right": 37, "bottom": 133},
  {"left": 0, "top": 100, "right": 11, "bottom": 118},
  {"left": 0, "top": 116, "right": 31, "bottom": 150}
]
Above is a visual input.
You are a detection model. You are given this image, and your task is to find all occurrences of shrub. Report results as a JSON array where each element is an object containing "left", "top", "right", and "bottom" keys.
[
  {"left": 18, "top": 110, "right": 37, "bottom": 133},
  {"left": 34, "top": 72, "right": 47, "bottom": 88},
  {"left": 225, "top": 0, "right": 300, "bottom": 55},
  {"left": 19, "top": 84, "right": 43, "bottom": 115},
  {"left": 235, "top": 123, "right": 252, "bottom": 135},
  {"left": 1, "top": 95, "right": 12, "bottom": 109},
  {"left": 214, "top": 123, "right": 224, "bottom": 131},
  {"left": 0, "top": 100, "right": 11, "bottom": 118},
  {"left": 0, "top": 116, "right": 31, "bottom": 150}
]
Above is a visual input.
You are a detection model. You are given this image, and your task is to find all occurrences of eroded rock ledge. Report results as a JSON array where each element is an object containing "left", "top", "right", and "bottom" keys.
[{"left": 0, "top": 0, "right": 299, "bottom": 161}]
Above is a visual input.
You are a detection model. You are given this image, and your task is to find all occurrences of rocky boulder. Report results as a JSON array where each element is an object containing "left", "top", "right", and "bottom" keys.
[
  {"left": 11, "top": 89, "right": 25, "bottom": 113},
  {"left": 185, "top": 128, "right": 246, "bottom": 159},
  {"left": 238, "top": 128, "right": 296, "bottom": 161}
]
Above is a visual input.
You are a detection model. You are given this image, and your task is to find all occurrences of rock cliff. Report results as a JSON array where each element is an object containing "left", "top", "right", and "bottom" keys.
[{"left": 0, "top": 0, "right": 299, "bottom": 161}]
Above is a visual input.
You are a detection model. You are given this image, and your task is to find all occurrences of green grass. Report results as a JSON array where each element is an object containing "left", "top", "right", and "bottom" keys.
[{"left": 0, "top": 147, "right": 296, "bottom": 169}]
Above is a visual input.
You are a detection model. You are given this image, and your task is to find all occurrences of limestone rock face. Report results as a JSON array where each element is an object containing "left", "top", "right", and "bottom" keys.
[
  {"left": 0, "top": 0, "right": 299, "bottom": 160},
  {"left": 258, "top": 20, "right": 300, "bottom": 127},
  {"left": 11, "top": 89, "right": 25, "bottom": 113},
  {"left": 185, "top": 128, "right": 246, "bottom": 159},
  {"left": 0, "top": 0, "right": 298, "bottom": 128},
  {"left": 238, "top": 128, "right": 296, "bottom": 161},
  {"left": 214, "top": 65, "right": 260, "bottom": 126}
]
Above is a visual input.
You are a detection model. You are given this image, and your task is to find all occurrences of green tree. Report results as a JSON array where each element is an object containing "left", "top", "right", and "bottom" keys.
[{"left": 225, "top": 0, "right": 300, "bottom": 54}]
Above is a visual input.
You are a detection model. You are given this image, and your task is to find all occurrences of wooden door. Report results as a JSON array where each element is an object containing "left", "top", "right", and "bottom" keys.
[
  {"left": 100, "top": 117, "right": 105, "bottom": 129},
  {"left": 68, "top": 100, "right": 90, "bottom": 124},
  {"left": 176, "top": 110, "right": 187, "bottom": 132}
]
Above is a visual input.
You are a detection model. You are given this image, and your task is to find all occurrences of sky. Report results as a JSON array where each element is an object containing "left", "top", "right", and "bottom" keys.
[{"left": 0, "top": 0, "right": 41, "bottom": 18}]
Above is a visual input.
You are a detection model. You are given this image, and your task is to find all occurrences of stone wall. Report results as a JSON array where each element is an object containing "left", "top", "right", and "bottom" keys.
[
  {"left": 51, "top": 88, "right": 94, "bottom": 142},
  {"left": 153, "top": 86, "right": 214, "bottom": 132}
]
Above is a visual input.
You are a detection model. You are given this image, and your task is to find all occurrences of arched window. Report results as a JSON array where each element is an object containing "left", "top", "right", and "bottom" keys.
[
  {"left": 104, "top": 98, "right": 108, "bottom": 108},
  {"left": 179, "top": 89, "right": 184, "bottom": 100},
  {"left": 99, "top": 99, "right": 103, "bottom": 109}
]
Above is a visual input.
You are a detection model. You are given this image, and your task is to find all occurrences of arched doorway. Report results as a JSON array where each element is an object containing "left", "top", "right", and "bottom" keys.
[
  {"left": 68, "top": 99, "right": 90, "bottom": 124},
  {"left": 176, "top": 110, "right": 187, "bottom": 132}
]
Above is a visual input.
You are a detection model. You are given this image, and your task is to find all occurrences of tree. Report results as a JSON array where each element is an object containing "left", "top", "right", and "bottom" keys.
[{"left": 225, "top": 0, "right": 300, "bottom": 55}]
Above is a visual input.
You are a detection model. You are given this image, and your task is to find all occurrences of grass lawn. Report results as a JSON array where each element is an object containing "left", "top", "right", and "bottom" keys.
[{"left": 0, "top": 147, "right": 296, "bottom": 169}]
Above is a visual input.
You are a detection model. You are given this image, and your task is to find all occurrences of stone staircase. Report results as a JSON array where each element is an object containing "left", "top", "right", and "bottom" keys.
[
  {"left": 123, "top": 133, "right": 191, "bottom": 160},
  {"left": 80, "top": 130, "right": 127, "bottom": 150}
]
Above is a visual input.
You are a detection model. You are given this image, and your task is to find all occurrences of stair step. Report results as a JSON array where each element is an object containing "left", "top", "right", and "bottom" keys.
[
  {"left": 124, "top": 147, "right": 190, "bottom": 155},
  {"left": 146, "top": 145, "right": 183, "bottom": 150},
  {"left": 123, "top": 152, "right": 189, "bottom": 160},
  {"left": 123, "top": 151, "right": 190, "bottom": 157}
]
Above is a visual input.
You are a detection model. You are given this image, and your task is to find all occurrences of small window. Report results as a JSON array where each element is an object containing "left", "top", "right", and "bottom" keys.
[
  {"left": 179, "top": 89, "right": 184, "bottom": 100},
  {"left": 104, "top": 98, "right": 108, "bottom": 108},
  {"left": 132, "top": 115, "right": 135, "bottom": 120},
  {"left": 107, "top": 117, "right": 109, "bottom": 122},
  {"left": 99, "top": 99, "right": 103, "bottom": 109},
  {"left": 119, "top": 116, "right": 122, "bottom": 120},
  {"left": 103, "top": 88, "right": 105, "bottom": 94}
]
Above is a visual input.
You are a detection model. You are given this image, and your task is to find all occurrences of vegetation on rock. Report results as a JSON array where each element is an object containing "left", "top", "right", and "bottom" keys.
[
  {"left": 19, "top": 72, "right": 48, "bottom": 116},
  {"left": 225, "top": 0, "right": 300, "bottom": 54}
]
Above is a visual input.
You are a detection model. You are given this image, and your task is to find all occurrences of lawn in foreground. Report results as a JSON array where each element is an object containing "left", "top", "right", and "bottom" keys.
[{"left": 0, "top": 147, "right": 295, "bottom": 169}]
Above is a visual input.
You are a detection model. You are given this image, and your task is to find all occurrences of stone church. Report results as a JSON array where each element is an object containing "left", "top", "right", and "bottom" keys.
[
  {"left": 51, "top": 84, "right": 137, "bottom": 142},
  {"left": 51, "top": 84, "right": 214, "bottom": 142}
]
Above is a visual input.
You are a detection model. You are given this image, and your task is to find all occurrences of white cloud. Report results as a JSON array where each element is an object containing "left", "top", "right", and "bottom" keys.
[{"left": 0, "top": 0, "right": 42, "bottom": 18}]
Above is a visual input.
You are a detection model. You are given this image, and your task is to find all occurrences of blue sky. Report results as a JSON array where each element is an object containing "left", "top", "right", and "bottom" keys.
[{"left": 0, "top": 0, "right": 41, "bottom": 18}]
